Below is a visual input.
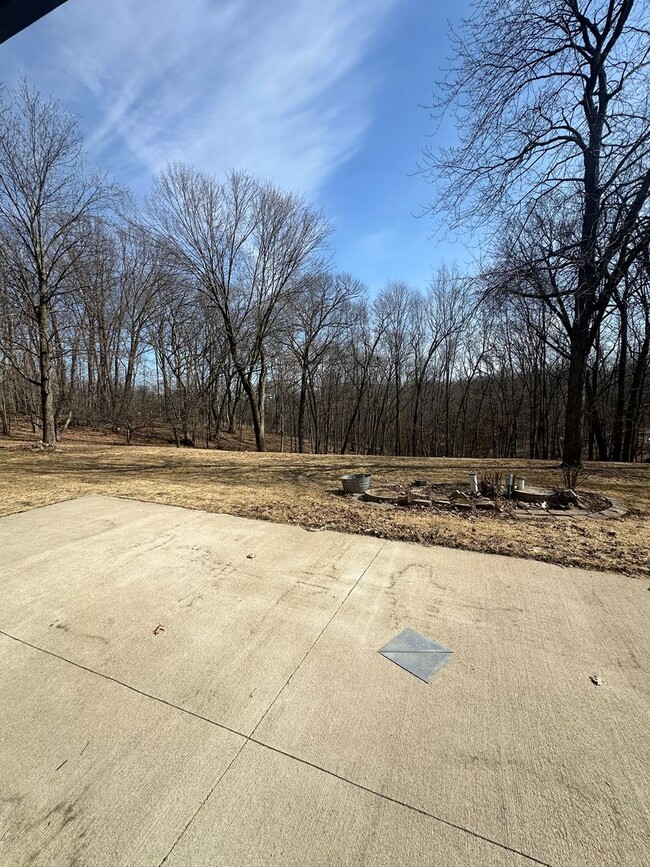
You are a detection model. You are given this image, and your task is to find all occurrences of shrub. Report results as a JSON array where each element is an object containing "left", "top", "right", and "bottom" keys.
[
  {"left": 479, "top": 471, "right": 502, "bottom": 498},
  {"left": 561, "top": 462, "right": 584, "bottom": 491}
]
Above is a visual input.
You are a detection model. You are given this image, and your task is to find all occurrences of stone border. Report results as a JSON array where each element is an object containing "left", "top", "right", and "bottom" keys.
[
  {"left": 597, "top": 498, "right": 628, "bottom": 519},
  {"left": 359, "top": 487, "right": 628, "bottom": 520}
]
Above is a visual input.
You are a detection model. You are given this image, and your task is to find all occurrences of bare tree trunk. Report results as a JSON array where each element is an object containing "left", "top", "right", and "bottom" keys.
[
  {"left": 611, "top": 303, "right": 628, "bottom": 461},
  {"left": 562, "top": 328, "right": 589, "bottom": 466},
  {"left": 257, "top": 367, "right": 266, "bottom": 451},
  {"left": 0, "top": 382, "right": 10, "bottom": 434},
  {"left": 38, "top": 299, "right": 56, "bottom": 445},
  {"left": 622, "top": 314, "right": 649, "bottom": 461},
  {"left": 585, "top": 374, "right": 608, "bottom": 461},
  {"left": 297, "top": 365, "right": 308, "bottom": 453},
  {"left": 411, "top": 378, "right": 423, "bottom": 457},
  {"left": 307, "top": 378, "right": 320, "bottom": 453},
  {"left": 232, "top": 363, "right": 265, "bottom": 451},
  {"left": 394, "top": 358, "right": 401, "bottom": 456},
  {"left": 341, "top": 384, "right": 366, "bottom": 455}
]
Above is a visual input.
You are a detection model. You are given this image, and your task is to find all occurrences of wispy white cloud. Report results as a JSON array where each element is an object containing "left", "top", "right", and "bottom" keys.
[{"left": 1, "top": 0, "right": 397, "bottom": 197}]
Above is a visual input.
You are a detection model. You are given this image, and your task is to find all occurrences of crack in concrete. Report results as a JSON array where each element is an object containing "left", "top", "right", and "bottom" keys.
[{"left": 0, "top": 629, "right": 244, "bottom": 741}]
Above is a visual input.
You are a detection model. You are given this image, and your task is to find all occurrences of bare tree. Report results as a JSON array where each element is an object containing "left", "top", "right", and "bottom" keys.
[
  {"left": 340, "top": 300, "right": 387, "bottom": 455},
  {"left": 0, "top": 82, "right": 116, "bottom": 444},
  {"left": 409, "top": 266, "right": 471, "bottom": 456},
  {"left": 148, "top": 165, "right": 331, "bottom": 451},
  {"left": 374, "top": 281, "right": 414, "bottom": 456},
  {"left": 617, "top": 253, "right": 650, "bottom": 460},
  {"left": 425, "top": 0, "right": 650, "bottom": 464},
  {"left": 286, "top": 271, "right": 362, "bottom": 452}
]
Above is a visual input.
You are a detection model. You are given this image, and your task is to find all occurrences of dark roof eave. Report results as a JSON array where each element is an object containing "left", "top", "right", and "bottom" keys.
[{"left": 0, "top": 0, "right": 68, "bottom": 45}]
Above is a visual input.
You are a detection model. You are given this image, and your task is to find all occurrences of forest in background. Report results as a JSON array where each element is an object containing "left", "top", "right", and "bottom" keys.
[{"left": 1, "top": 2, "right": 649, "bottom": 463}]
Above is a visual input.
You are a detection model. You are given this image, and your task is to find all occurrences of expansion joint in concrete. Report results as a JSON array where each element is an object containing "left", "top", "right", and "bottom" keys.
[
  {"left": 158, "top": 541, "right": 389, "bottom": 865},
  {"left": 248, "top": 738, "right": 556, "bottom": 867},
  {"left": 249, "top": 540, "right": 388, "bottom": 740},
  {"left": 0, "top": 583, "right": 555, "bottom": 867}
]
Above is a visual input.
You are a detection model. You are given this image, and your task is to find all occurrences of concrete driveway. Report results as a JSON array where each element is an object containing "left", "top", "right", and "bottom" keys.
[{"left": 0, "top": 495, "right": 648, "bottom": 866}]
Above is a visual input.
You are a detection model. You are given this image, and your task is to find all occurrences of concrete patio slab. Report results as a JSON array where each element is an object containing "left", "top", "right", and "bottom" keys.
[
  {"left": 1, "top": 495, "right": 648, "bottom": 867},
  {"left": 0, "top": 637, "right": 244, "bottom": 867},
  {"left": 163, "top": 741, "right": 521, "bottom": 866},
  {"left": 254, "top": 540, "right": 650, "bottom": 866},
  {"left": 1, "top": 495, "right": 202, "bottom": 571},
  {"left": 0, "top": 495, "right": 382, "bottom": 734}
]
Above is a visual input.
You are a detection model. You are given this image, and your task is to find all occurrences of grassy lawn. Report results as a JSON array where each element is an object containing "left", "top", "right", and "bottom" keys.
[{"left": 1, "top": 430, "right": 648, "bottom": 579}]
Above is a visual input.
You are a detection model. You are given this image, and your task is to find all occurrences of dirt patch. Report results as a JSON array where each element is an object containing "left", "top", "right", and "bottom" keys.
[{"left": 0, "top": 433, "right": 648, "bottom": 578}]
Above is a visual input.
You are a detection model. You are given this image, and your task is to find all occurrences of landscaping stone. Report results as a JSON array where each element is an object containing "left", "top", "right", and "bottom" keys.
[
  {"left": 514, "top": 486, "right": 554, "bottom": 504},
  {"left": 599, "top": 502, "right": 628, "bottom": 519},
  {"left": 358, "top": 480, "right": 625, "bottom": 522},
  {"left": 364, "top": 489, "right": 399, "bottom": 505},
  {"left": 548, "top": 509, "right": 590, "bottom": 518}
]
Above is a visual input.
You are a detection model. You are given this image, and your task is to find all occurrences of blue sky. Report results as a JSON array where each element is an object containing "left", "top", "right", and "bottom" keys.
[{"left": 0, "top": 0, "right": 474, "bottom": 292}]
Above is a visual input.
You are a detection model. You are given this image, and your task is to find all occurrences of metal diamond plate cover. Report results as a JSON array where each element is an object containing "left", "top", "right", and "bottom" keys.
[{"left": 379, "top": 628, "right": 453, "bottom": 683}]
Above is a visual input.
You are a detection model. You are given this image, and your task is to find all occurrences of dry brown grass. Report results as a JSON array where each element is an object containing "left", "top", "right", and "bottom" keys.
[{"left": 1, "top": 428, "right": 648, "bottom": 579}]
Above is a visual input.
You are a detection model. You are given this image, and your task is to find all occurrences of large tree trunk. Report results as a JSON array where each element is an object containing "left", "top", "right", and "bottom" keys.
[
  {"left": 297, "top": 365, "right": 308, "bottom": 453},
  {"left": 561, "top": 61, "right": 603, "bottom": 467},
  {"left": 38, "top": 300, "right": 56, "bottom": 445},
  {"left": 611, "top": 302, "right": 628, "bottom": 461},
  {"left": 562, "top": 332, "right": 590, "bottom": 466}
]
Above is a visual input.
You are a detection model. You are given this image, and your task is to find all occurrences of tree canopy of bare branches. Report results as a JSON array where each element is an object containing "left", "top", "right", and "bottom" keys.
[
  {"left": 424, "top": 0, "right": 650, "bottom": 464},
  {"left": 148, "top": 165, "right": 331, "bottom": 451},
  {"left": 0, "top": 81, "right": 117, "bottom": 443},
  {"left": 0, "top": 78, "right": 647, "bottom": 463}
]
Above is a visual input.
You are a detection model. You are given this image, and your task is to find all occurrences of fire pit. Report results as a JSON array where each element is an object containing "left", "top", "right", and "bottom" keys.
[{"left": 354, "top": 477, "right": 621, "bottom": 519}]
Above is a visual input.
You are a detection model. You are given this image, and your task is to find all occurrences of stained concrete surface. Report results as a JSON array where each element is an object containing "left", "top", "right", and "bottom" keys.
[
  {"left": 0, "top": 637, "right": 244, "bottom": 867},
  {"left": 0, "top": 496, "right": 382, "bottom": 734},
  {"left": 0, "top": 495, "right": 648, "bottom": 866},
  {"left": 255, "top": 541, "right": 650, "bottom": 865}
]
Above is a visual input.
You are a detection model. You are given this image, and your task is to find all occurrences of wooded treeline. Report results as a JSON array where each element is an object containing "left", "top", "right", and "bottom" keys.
[
  {"left": 423, "top": 0, "right": 650, "bottom": 464},
  {"left": 1, "top": 0, "right": 650, "bottom": 468}
]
